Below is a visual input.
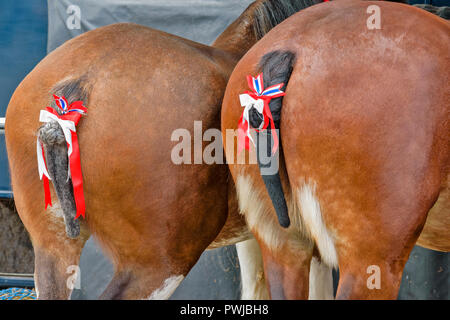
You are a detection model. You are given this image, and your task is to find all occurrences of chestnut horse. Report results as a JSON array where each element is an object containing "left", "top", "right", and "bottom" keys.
[
  {"left": 5, "top": 0, "right": 331, "bottom": 299},
  {"left": 221, "top": 0, "right": 449, "bottom": 299}
]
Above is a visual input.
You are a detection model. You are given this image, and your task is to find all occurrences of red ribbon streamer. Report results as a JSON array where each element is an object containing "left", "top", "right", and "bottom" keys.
[{"left": 41, "top": 144, "right": 52, "bottom": 209}]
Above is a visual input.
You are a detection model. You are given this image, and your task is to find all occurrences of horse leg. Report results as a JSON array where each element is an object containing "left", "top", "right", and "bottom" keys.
[
  {"left": 259, "top": 246, "right": 334, "bottom": 300},
  {"left": 27, "top": 201, "right": 89, "bottom": 299},
  {"left": 309, "top": 256, "right": 334, "bottom": 300},
  {"left": 257, "top": 237, "right": 313, "bottom": 300},
  {"left": 236, "top": 238, "right": 269, "bottom": 299},
  {"left": 336, "top": 243, "right": 418, "bottom": 300},
  {"left": 33, "top": 238, "right": 86, "bottom": 299},
  {"left": 334, "top": 218, "right": 432, "bottom": 299},
  {"left": 92, "top": 195, "right": 228, "bottom": 299},
  {"left": 99, "top": 266, "right": 185, "bottom": 300},
  {"left": 236, "top": 238, "right": 334, "bottom": 300},
  {"left": 233, "top": 172, "right": 316, "bottom": 300},
  {"left": 333, "top": 187, "right": 441, "bottom": 299},
  {"left": 336, "top": 262, "right": 400, "bottom": 300}
]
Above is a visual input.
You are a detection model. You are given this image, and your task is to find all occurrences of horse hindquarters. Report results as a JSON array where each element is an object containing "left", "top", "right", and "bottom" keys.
[
  {"left": 282, "top": 102, "right": 444, "bottom": 299},
  {"left": 280, "top": 30, "right": 448, "bottom": 301},
  {"left": 223, "top": 0, "right": 449, "bottom": 300},
  {"left": 223, "top": 50, "right": 319, "bottom": 299},
  {"left": 6, "top": 93, "right": 90, "bottom": 299}
]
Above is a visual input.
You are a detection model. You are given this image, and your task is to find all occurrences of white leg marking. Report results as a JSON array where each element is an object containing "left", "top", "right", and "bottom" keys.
[
  {"left": 147, "top": 275, "right": 184, "bottom": 300},
  {"left": 309, "top": 257, "right": 334, "bottom": 300},
  {"left": 297, "top": 182, "right": 338, "bottom": 268},
  {"left": 236, "top": 238, "right": 269, "bottom": 300}
]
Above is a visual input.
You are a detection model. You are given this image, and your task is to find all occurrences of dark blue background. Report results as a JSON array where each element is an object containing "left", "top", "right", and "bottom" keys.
[{"left": 0, "top": 0, "right": 48, "bottom": 197}]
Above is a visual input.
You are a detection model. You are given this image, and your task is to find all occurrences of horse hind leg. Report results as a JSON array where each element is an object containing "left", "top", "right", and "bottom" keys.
[
  {"left": 34, "top": 240, "right": 85, "bottom": 299},
  {"left": 99, "top": 272, "right": 184, "bottom": 300},
  {"left": 31, "top": 201, "right": 89, "bottom": 299},
  {"left": 236, "top": 228, "right": 335, "bottom": 300},
  {"left": 235, "top": 174, "right": 315, "bottom": 299},
  {"left": 335, "top": 182, "right": 441, "bottom": 299},
  {"left": 98, "top": 263, "right": 186, "bottom": 300},
  {"left": 236, "top": 237, "right": 335, "bottom": 300},
  {"left": 236, "top": 238, "right": 269, "bottom": 299},
  {"left": 308, "top": 255, "right": 334, "bottom": 300},
  {"left": 258, "top": 236, "right": 314, "bottom": 300}
]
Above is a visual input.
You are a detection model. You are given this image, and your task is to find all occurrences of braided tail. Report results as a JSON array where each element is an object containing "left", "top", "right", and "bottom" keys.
[{"left": 248, "top": 50, "right": 296, "bottom": 228}]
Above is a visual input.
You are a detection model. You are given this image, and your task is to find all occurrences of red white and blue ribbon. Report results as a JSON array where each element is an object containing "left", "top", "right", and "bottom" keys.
[
  {"left": 237, "top": 73, "right": 285, "bottom": 155},
  {"left": 36, "top": 95, "right": 87, "bottom": 219}
]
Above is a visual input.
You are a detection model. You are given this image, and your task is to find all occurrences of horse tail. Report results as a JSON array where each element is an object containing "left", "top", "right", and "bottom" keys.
[
  {"left": 37, "top": 77, "right": 89, "bottom": 238},
  {"left": 248, "top": 50, "right": 296, "bottom": 228}
]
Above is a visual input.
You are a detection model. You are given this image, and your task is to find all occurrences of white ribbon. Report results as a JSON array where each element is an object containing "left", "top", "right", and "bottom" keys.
[
  {"left": 36, "top": 136, "right": 51, "bottom": 180},
  {"left": 239, "top": 94, "right": 265, "bottom": 146},
  {"left": 36, "top": 110, "right": 76, "bottom": 181}
]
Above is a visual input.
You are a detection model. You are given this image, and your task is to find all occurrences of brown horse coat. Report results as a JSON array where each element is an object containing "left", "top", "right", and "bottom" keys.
[
  {"left": 221, "top": 0, "right": 449, "bottom": 299},
  {"left": 5, "top": 0, "right": 319, "bottom": 299}
]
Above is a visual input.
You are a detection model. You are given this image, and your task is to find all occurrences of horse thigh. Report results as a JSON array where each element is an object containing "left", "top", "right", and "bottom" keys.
[
  {"left": 92, "top": 202, "right": 228, "bottom": 299},
  {"left": 14, "top": 200, "right": 89, "bottom": 299},
  {"left": 332, "top": 193, "right": 440, "bottom": 299}
]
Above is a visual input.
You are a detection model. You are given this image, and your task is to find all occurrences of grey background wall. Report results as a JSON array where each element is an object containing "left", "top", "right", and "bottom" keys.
[{"left": 0, "top": 0, "right": 448, "bottom": 300}]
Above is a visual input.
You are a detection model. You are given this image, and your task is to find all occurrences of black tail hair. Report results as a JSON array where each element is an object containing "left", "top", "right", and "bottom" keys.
[
  {"left": 249, "top": 50, "right": 296, "bottom": 228},
  {"left": 414, "top": 4, "right": 450, "bottom": 20},
  {"left": 252, "top": 0, "right": 320, "bottom": 40}
]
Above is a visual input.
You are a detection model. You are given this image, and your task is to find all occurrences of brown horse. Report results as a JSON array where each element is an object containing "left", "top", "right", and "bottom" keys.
[
  {"left": 5, "top": 0, "right": 331, "bottom": 300},
  {"left": 221, "top": 0, "right": 449, "bottom": 299}
]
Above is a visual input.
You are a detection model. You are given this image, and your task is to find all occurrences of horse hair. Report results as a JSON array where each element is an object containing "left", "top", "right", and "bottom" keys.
[
  {"left": 252, "top": 0, "right": 319, "bottom": 40},
  {"left": 414, "top": 4, "right": 450, "bottom": 20},
  {"left": 37, "top": 77, "right": 89, "bottom": 238},
  {"left": 250, "top": 50, "right": 296, "bottom": 228},
  {"left": 249, "top": 50, "right": 296, "bottom": 128},
  {"left": 50, "top": 77, "right": 89, "bottom": 115}
]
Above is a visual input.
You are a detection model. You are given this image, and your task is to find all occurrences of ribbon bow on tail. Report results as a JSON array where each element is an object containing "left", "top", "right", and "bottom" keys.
[
  {"left": 237, "top": 73, "right": 285, "bottom": 155},
  {"left": 36, "top": 95, "right": 87, "bottom": 219}
]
